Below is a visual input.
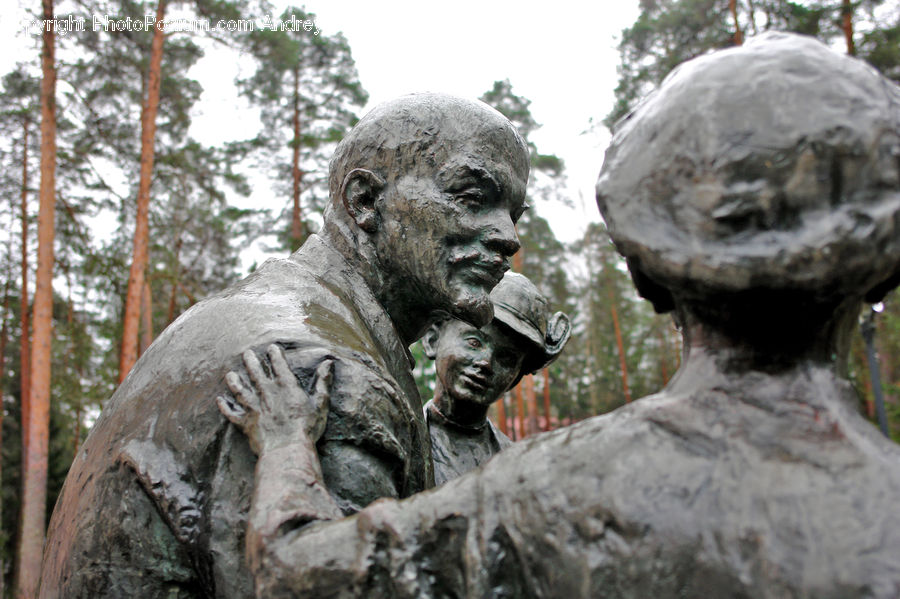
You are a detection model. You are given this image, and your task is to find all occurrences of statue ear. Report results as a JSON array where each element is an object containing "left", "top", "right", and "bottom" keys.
[
  {"left": 545, "top": 312, "right": 571, "bottom": 356},
  {"left": 421, "top": 324, "right": 441, "bottom": 360},
  {"left": 340, "top": 168, "right": 385, "bottom": 233}
]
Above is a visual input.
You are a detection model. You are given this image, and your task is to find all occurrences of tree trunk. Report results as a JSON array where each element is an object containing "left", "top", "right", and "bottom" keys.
[
  {"left": 584, "top": 244, "right": 601, "bottom": 417},
  {"left": 166, "top": 237, "right": 182, "bottom": 324},
  {"left": 16, "top": 0, "right": 57, "bottom": 593},
  {"left": 290, "top": 65, "right": 304, "bottom": 251},
  {"left": 514, "top": 382, "right": 525, "bottom": 440},
  {"left": 0, "top": 278, "right": 8, "bottom": 402},
  {"left": 20, "top": 116, "right": 31, "bottom": 461},
  {"left": 607, "top": 285, "right": 632, "bottom": 403},
  {"left": 658, "top": 323, "right": 670, "bottom": 386},
  {"left": 119, "top": 0, "right": 167, "bottom": 383},
  {"left": 15, "top": 87, "right": 33, "bottom": 599},
  {"left": 842, "top": 0, "right": 856, "bottom": 55},
  {"left": 730, "top": 0, "right": 743, "bottom": 45},
  {"left": 496, "top": 391, "right": 508, "bottom": 435},
  {"left": 73, "top": 403, "right": 82, "bottom": 455},
  {"left": 64, "top": 274, "right": 84, "bottom": 456},
  {"left": 542, "top": 367, "right": 551, "bottom": 431},
  {"left": 525, "top": 374, "right": 539, "bottom": 435},
  {"left": 856, "top": 336, "right": 876, "bottom": 419},
  {"left": 140, "top": 280, "right": 153, "bottom": 356},
  {"left": 876, "top": 313, "right": 895, "bottom": 425},
  {"left": 0, "top": 275, "right": 9, "bottom": 599},
  {"left": 747, "top": 0, "right": 758, "bottom": 34}
]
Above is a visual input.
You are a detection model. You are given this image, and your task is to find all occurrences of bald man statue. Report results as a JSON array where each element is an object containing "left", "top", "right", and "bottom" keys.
[{"left": 39, "top": 93, "right": 529, "bottom": 598}]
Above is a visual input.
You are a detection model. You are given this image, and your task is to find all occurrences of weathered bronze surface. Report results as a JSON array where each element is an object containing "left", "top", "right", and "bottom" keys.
[
  {"left": 217, "top": 33, "right": 899, "bottom": 598},
  {"left": 423, "top": 272, "right": 570, "bottom": 485},
  {"left": 42, "top": 33, "right": 900, "bottom": 598},
  {"left": 39, "top": 93, "right": 529, "bottom": 598}
]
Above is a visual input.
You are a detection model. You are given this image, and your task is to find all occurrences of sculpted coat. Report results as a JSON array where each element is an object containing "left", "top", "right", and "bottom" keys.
[{"left": 40, "top": 235, "right": 432, "bottom": 598}]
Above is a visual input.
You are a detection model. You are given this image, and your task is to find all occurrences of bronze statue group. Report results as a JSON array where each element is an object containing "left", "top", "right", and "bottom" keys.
[{"left": 39, "top": 32, "right": 900, "bottom": 597}]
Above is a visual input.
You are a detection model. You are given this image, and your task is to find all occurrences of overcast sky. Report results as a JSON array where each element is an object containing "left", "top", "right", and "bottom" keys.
[{"left": 2, "top": 0, "right": 640, "bottom": 252}]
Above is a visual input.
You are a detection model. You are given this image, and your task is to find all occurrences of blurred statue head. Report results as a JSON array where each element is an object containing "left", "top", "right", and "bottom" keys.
[{"left": 596, "top": 32, "right": 900, "bottom": 319}]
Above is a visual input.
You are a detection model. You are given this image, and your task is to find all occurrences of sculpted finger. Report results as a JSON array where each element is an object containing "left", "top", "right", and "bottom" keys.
[
  {"left": 314, "top": 359, "right": 333, "bottom": 398},
  {"left": 216, "top": 395, "right": 246, "bottom": 427},
  {"left": 242, "top": 349, "right": 268, "bottom": 389},
  {"left": 305, "top": 359, "right": 333, "bottom": 440},
  {"left": 225, "top": 371, "right": 259, "bottom": 412},
  {"left": 267, "top": 344, "right": 294, "bottom": 386},
  {"left": 312, "top": 359, "right": 334, "bottom": 414},
  {"left": 224, "top": 370, "right": 245, "bottom": 397}
]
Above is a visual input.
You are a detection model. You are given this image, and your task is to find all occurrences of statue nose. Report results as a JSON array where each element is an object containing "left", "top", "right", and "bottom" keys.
[
  {"left": 483, "top": 214, "right": 520, "bottom": 257},
  {"left": 473, "top": 353, "right": 493, "bottom": 374}
]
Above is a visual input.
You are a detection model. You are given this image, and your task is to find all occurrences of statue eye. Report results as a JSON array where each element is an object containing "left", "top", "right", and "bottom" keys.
[
  {"left": 466, "top": 337, "right": 483, "bottom": 349},
  {"left": 456, "top": 189, "right": 485, "bottom": 208}
]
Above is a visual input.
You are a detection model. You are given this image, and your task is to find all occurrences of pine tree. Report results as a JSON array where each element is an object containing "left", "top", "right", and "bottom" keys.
[
  {"left": 146, "top": 141, "right": 255, "bottom": 334},
  {"left": 565, "top": 223, "right": 679, "bottom": 421},
  {"left": 238, "top": 5, "right": 368, "bottom": 251},
  {"left": 0, "top": 71, "right": 41, "bottom": 516},
  {"left": 16, "top": 0, "right": 57, "bottom": 593},
  {"left": 119, "top": 0, "right": 168, "bottom": 383},
  {"left": 63, "top": 0, "right": 259, "bottom": 383},
  {"left": 604, "top": 0, "right": 891, "bottom": 128},
  {"left": 857, "top": 4, "right": 900, "bottom": 82}
]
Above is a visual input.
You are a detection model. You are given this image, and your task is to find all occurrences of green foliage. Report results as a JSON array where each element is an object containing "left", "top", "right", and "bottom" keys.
[
  {"left": 0, "top": 288, "right": 86, "bottom": 583},
  {"left": 858, "top": 8, "right": 900, "bottom": 81},
  {"left": 237, "top": 4, "right": 368, "bottom": 250},
  {"left": 849, "top": 294, "right": 900, "bottom": 441},
  {"left": 146, "top": 141, "right": 258, "bottom": 331},
  {"left": 55, "top": 0, "right": 264, "bottom": 372},
  {"left": 410, "top": 341, "right": 436, "bottom": 403},
  {"left": 559, "top": 223, "right": 680, "bottom": 421},
  {"left": 605, "top": 0, "right": 895, "bottom": 128},
  {"left": 481, "top": 79, "right": 540, "bottom": 140},
  {"left": 480, "top": 79, "right": 571, "bottom": 207},
  {"left": 605, "top": 0, "right": 732, "bottom": 128}
]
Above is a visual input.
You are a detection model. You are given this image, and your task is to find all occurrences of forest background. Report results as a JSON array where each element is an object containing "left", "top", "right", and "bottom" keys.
[{"left": 1, "top": 0, "right": 899, "bottom": 596}]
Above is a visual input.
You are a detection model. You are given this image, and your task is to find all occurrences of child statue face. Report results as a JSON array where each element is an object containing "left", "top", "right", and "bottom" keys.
[{"left": 430, "top": 319, "right": 524, "bottom": 407}]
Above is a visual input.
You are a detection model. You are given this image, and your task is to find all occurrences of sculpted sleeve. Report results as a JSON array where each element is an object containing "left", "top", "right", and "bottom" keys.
[
  {"left": 244, "top": 418, "right": 618, "bottom": 598},
  {"left": 246, "top": 385, "right": 900, "bottom": 599}
]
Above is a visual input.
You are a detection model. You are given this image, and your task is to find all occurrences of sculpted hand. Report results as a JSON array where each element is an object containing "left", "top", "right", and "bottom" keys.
[{"left": 217, "top": 344, "right": 333, "bottom": 456}]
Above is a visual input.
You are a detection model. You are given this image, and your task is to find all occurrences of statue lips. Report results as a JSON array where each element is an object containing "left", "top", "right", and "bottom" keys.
[
  {"left": 460, "top": 370, "right": 489, "bottom": 392},
  {"left": 449, "top": 248, "right": 510, "bottom": 289},
  {"left": 464, "top": 258, "right": 509, "bottom": 288}
]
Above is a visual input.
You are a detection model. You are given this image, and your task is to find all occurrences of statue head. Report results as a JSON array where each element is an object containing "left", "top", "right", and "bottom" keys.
[
  {"left": 324, "top": 93, "right": 530, "bottom": 331},
  {"left": 423, "top": 272, "right": 570, "bottom": 415},
  {"left": 596, "top": 32, "right": 900, "bottom": 323}
]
